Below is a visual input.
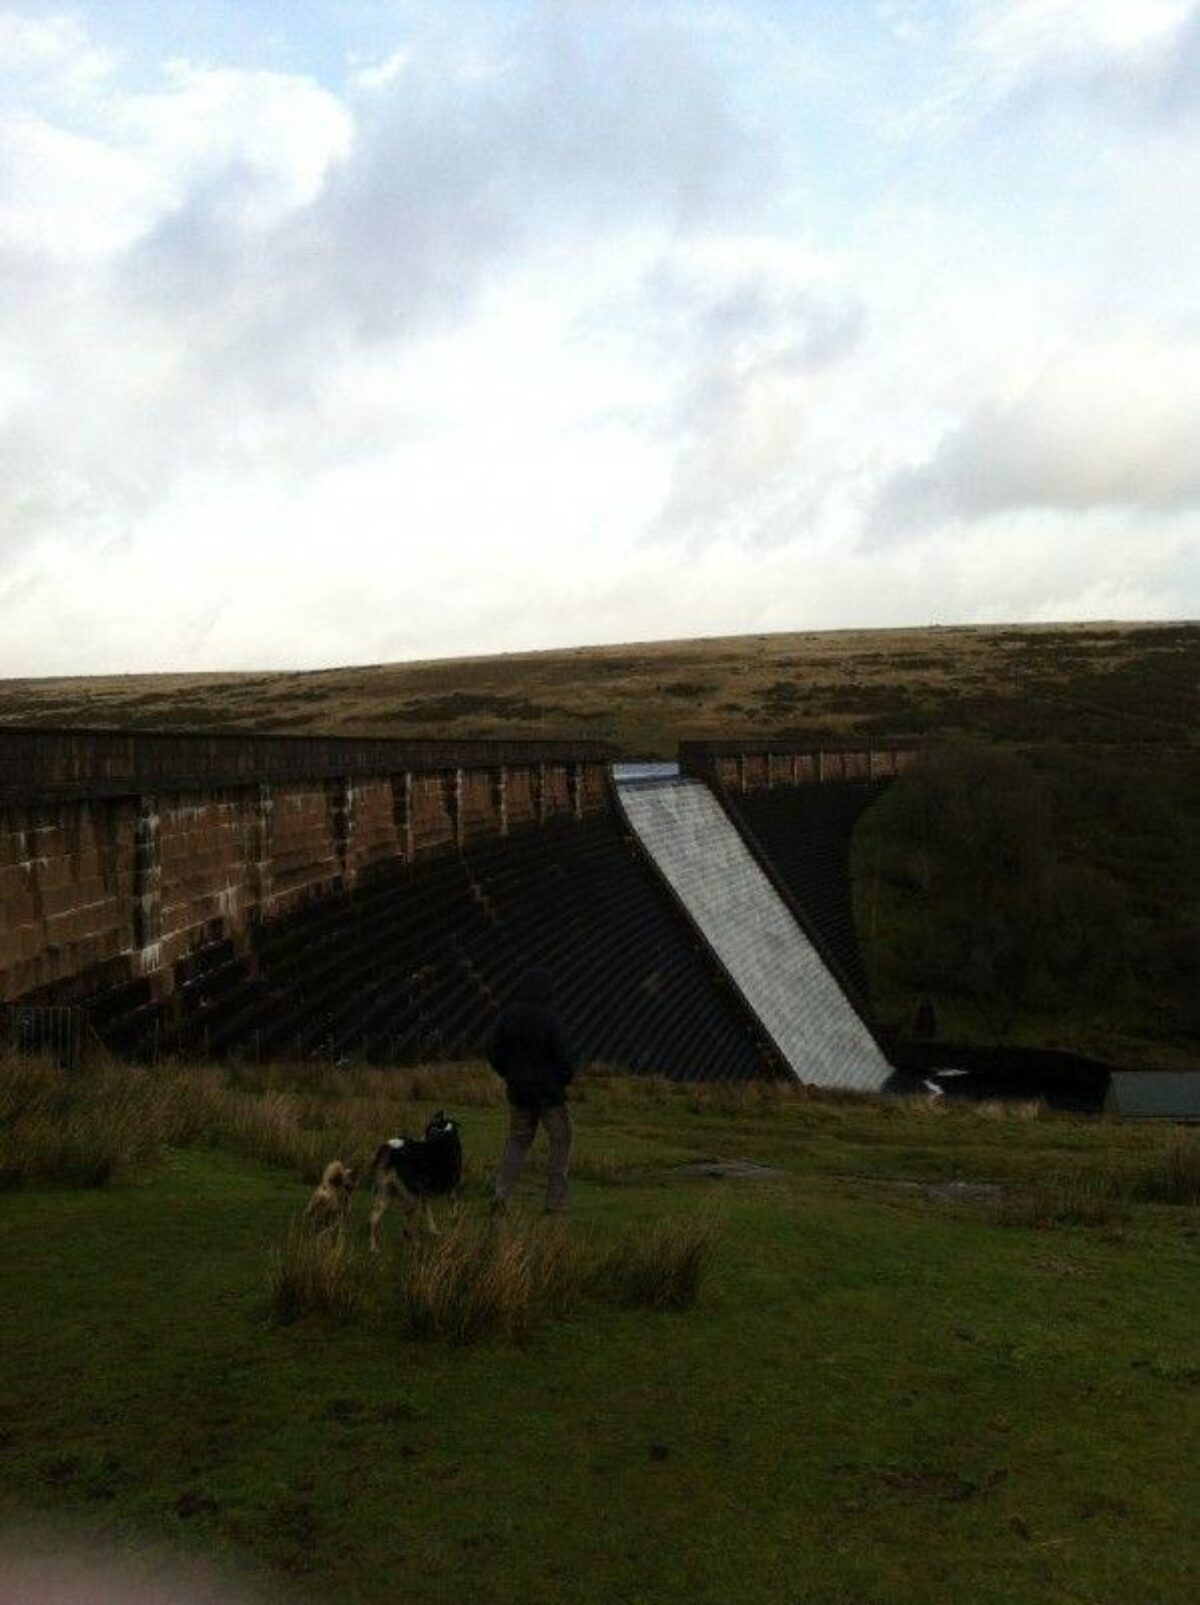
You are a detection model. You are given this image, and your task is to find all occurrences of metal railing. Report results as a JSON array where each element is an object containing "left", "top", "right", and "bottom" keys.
[{"left": 3, "top": 1004, "right": 84, "bottom": 1070}]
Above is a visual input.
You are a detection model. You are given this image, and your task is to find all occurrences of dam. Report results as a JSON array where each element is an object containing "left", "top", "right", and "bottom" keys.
[{"left": 1, "top": 727, "right": 914, "bottom": 1087}]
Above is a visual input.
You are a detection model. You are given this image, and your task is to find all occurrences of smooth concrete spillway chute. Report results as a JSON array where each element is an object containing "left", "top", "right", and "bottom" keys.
[{"left": 614, "top": 772, "right": 893, "bottom": 1091}]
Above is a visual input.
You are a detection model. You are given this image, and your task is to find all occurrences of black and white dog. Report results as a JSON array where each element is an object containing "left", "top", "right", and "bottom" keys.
[{"left": 368, "top": 1111, "right": 463, "bottom": 1250}]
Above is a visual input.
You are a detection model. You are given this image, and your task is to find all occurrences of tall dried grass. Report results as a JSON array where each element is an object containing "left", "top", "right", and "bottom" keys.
[
  {"left": 393, "top": 1217, "right": 596, "bottom": 1343},
  {"left": 1126, "top": 1135, "right": 1200, "bottom": 1205},
  {"left": 992, "top": 1130, "right": 1200, "bottom": 1229},
  {"left": 218, "top": 1091, "right": 325, "bottom": 1176},
  {"left": 268, "top": 1216, "right": 370, "bottom": 1325},
  {"left": 975, "top": 1099, "right": 1043, "bottom": 1123},
  {"left": 397, "top": 1223, "right": 526, "bottom": 1343},
  {"left": 285, "top": 1060, "right": 501, "bottom": 1109},
  {"left": 684, "top": 1081, "right": 788, "bottom": 1118},
  {"left": 994, "top": 1170, "right": 1128, "bottom": 1229},
  {"left": 1, "top": 1047, "right": 510, "bottom": 1195},
  {"left": 595, "top": 1214, "right": 717, "bottom": 1310},
  {"left": 253, "top": 1205, "right": 721, "bottom": 1345},
  {"left": 0, "top": 1058, "right": 168, "bottom": 1188}
]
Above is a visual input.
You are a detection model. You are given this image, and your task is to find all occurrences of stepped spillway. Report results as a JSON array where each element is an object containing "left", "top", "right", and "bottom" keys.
[{"left": 614, "top": 774, "right": 893, "bottom": 1091}]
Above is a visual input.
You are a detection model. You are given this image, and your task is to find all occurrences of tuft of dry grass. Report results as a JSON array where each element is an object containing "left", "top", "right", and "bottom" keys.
[
  {"left": 684, "top": 1080, "right": 788, "bottom": 1118},
  {"left": 388, "top": 1208, "right": 719, "bottom": 1343},
  {"left": 393, "top": 1217, "right": 585, "bottom": 1344},
  {"left": 1126, "top": 1135, "right": 1200, "bottom": 1205},
  {"left": 999, "top": 1133, "right": 1200, "bottom": 1228},
  {"left": 220, "top": 1090, "right": 325, "bottom": 1176},
  {"left": 994, "top": 1170, "right": 1128, "bottom": 1230},
  {"left": 268, "top": 1215, "right": 370, "bottom": 1325},
  {"left": 0, "top": 1057, "right": 168, "bottom": 1188},
  {"left": 594, "top": 1213, "right": 718, "bottom": 1311},
  {"left": 975, "top": 1099, "right": 1043, "bottom": 1122},
  {"left": 397, "top": 1222, "right": 530, "bottom": 1343}
]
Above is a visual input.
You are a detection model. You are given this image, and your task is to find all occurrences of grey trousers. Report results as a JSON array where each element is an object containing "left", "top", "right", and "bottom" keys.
[{"left": 494, "top": 1103, "right": 572, "bottom": 1211}]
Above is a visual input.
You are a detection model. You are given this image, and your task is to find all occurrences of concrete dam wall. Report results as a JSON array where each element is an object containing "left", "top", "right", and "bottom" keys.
[
  {"left": 0, "top": 729, "right": 780, "bottom": 1080},
  {"left": 1, "top": 729, "right": 916, "bottom": 1087}
]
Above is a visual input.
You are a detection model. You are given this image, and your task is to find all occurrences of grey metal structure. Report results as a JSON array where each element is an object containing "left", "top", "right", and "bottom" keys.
[
  {"left": 1105, "top": 1071, "right": 1200, "bottom": 1119},
  {"left": 613, "top": 773, "right": 893, "bottom": 1091}
]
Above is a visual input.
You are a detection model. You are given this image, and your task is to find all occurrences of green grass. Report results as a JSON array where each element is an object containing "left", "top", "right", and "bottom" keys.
[{"left": 3, "top": 1060, "right": 1199, "bottom": 1603}]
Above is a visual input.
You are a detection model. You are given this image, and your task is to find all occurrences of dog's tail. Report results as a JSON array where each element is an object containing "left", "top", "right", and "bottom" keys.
[{"left": 372, "top": 1137, "right": 404, "bottom": 1175}]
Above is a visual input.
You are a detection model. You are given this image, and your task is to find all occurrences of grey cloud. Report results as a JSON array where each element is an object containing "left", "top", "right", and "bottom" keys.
[
  {"left": 642, "top": 270, "right": 864, "bottom": 549},
  {"left": 994, "top": 4, "right": 1200, "bottom": 127},
  {"left": 0, "top": 422, "right": 160, "bottom": 565},
  {"left": 0, "top": 9, "right": 770, "bottom": 574},
  {"left": 695, "top": 283, "right": 863, "bottom": 374},
  {"left": 642, "top": 263, "right": 864, "bottom": 434},
  {"left": 122, "top": 13, "right": 768, "bottom": 347},
  {"left": 1128, "top": 8, "right": 1200, "bottom": 122},
  {"left": 869, "top": 382, "right": 1200, "bottom": 543}
]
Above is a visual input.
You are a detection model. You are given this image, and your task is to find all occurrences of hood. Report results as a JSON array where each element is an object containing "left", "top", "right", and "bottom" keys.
[{"left": 514, "top": 967, "right": 554, "bottom": 1005}]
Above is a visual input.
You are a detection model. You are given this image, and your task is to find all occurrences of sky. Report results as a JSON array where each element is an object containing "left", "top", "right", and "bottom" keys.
[{"left": 1, "top": 0, "right": 1198, "bottom": 676}]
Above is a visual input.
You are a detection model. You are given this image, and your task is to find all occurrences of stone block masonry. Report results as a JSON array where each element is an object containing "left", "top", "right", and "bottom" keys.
[
  {"left": 679, "top": 740, "right": 915, "bottom": 794},
  {"left": 0, "top": 730, "right": 615, "bottom": 1007}
]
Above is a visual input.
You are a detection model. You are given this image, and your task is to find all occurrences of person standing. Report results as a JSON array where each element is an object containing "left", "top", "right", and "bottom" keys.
[{"left": 486, "top": 967, "right": 576, "bottom": 1213}]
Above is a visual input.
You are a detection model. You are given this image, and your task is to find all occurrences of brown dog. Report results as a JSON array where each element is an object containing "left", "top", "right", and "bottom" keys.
[{"left": 304, "top": 1160, "right": 356, "bottom": 1230}]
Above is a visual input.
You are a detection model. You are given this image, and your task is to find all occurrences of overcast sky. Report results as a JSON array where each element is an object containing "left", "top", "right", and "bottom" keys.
[{"left": 1, "top": 0, "right": 1198, "bottom": 675}]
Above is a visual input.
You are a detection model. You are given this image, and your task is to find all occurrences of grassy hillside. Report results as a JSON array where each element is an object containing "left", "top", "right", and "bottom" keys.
[
  {"left": 3, "top": 1057, "right": 1199, "bottom": 1604},
  {"left": 1, "top": 621, "right": 1195, "bottom": 760}
]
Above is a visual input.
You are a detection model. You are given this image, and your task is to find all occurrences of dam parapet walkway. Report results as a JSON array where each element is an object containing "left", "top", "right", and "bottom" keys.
[{"left": 613, "top": 771, "right": 895, "bottom": 1092}]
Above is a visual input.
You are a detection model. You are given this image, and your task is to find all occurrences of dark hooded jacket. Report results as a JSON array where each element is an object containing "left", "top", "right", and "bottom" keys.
[{"left": 484, "top": 968, "right": 576, "bottom": 1109}]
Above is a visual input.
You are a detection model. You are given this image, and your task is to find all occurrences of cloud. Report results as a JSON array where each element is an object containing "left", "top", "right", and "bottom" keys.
[
  {"left": 0, "top": 111, "right": 162, "bottom": 255},
  {"left": 871, "top": 340, "right": 1200, "bottom": 537},
  {"left": 0, "top": 2, "right": 1196, "bottom": 676},
  {"left": 0, "top": 9, "right": 112, "bottom": 90},
  {"left": 0, "top": 7, "right": 768, "bottom": 587},
  {"left": 640, "top": 240, "right": 865, "bottom": 547},
  {"left": 353, "top": 47, "right": 411, "bottom": 92},
  {"left": 118, "top": 61, "right": 354, "bottom": 225},
  {"left": 967, "top": 0, "right": 1191, "bottom": 83},
  {"left": 897, "top": 0, "right": 1200, "bottom": 131},
  {"left": 123, "top": 11, "right": 767, "bottom": 333},
  {"left": 990, "top": 0, "right": 1200, "bottom": 119}
]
